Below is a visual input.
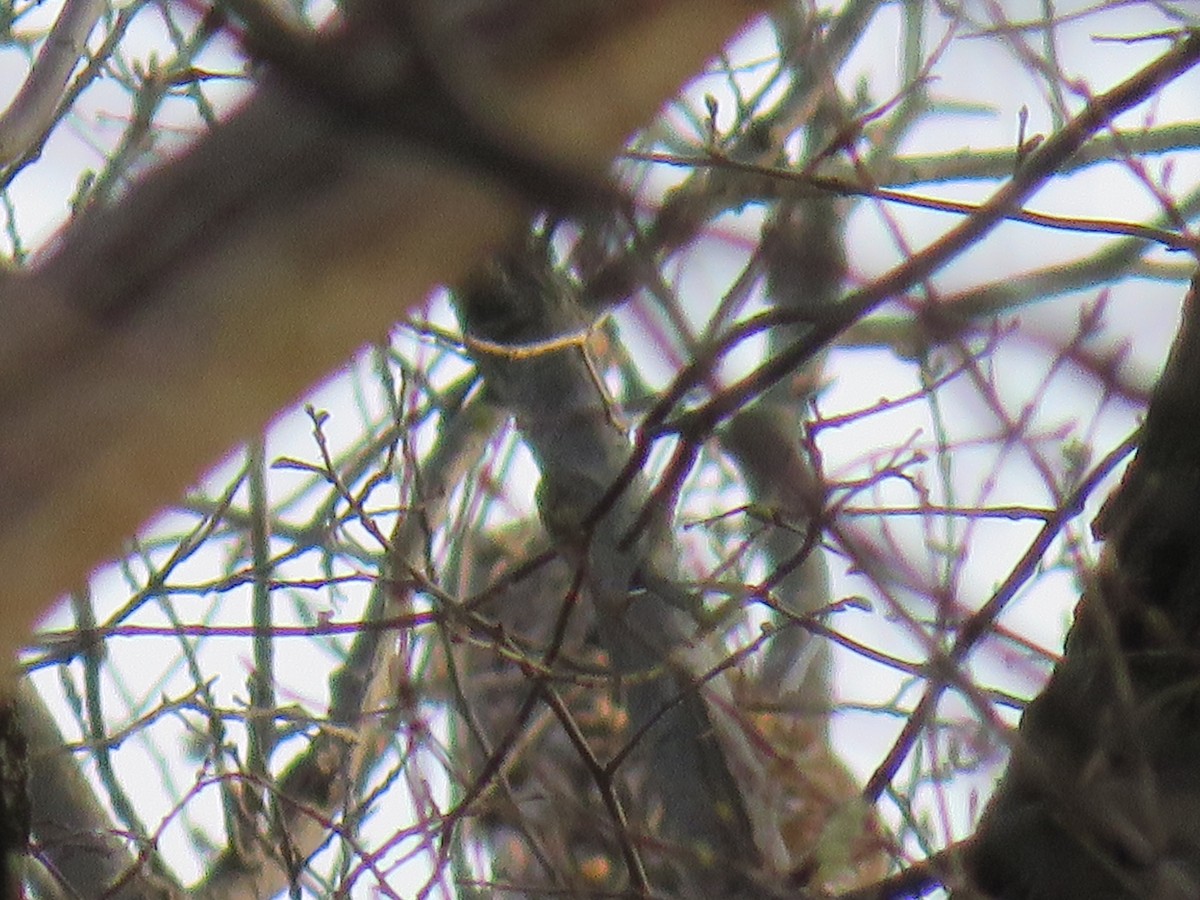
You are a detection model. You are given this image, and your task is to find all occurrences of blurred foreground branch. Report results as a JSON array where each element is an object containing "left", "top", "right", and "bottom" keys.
[{"left": 0, "top": 0, "right": 765, "bottom": 665}]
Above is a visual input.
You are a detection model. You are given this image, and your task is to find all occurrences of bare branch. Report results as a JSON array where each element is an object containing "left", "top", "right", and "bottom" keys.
[
  {"left": 0, "top": 0, "right": 768, "bottom": 665},
  {"left": 0, "top": 0, "right": 106, "bottom": 167}
]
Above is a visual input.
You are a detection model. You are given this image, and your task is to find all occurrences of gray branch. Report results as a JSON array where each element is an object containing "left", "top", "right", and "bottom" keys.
[
  {"left": 0, "top": 0, "right": 106, "bottom": 167},
  {"left": 454, "top": 247, "right": 774, "bottom": 897}
]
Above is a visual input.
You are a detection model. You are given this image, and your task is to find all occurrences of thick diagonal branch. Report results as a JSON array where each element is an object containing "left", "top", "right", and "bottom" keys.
[{"left": 0, "top": 0, "right": 766, "bottom": 665}]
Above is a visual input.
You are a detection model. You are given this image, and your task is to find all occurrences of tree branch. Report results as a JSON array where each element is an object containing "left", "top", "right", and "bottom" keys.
[
  {"left": 0, "top": 0, "right": 768, "bottom": 666},
  {"left": 967, "top": 266, "right": 1200, "bottom": 898},
  {"left": 0, "top": 0, "right": 106, "bottom": 167}
]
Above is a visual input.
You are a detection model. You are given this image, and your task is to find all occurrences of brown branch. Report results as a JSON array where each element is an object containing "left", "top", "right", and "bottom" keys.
[
  {"left": 0, "top": 0, "right": 769, "bottom": 668},
  {"left": 862, "top": 429, "right": 1138, "bottom": 804},
  {"left": 632, "top": 150, "right": 1198, "bottom": 251},
  {"left": 691, "top": 28, "right": 1200, "bottom": 432}
]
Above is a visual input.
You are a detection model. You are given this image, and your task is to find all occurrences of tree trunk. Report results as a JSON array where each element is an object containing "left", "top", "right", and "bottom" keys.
[{"left": 967, "top": 267, "right": 1200, "bottom": 898}]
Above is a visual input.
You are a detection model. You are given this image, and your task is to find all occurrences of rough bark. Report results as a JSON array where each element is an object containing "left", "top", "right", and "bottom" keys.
[{"left": 966, "top": 266, "right": 1200, "bottom": 898}]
